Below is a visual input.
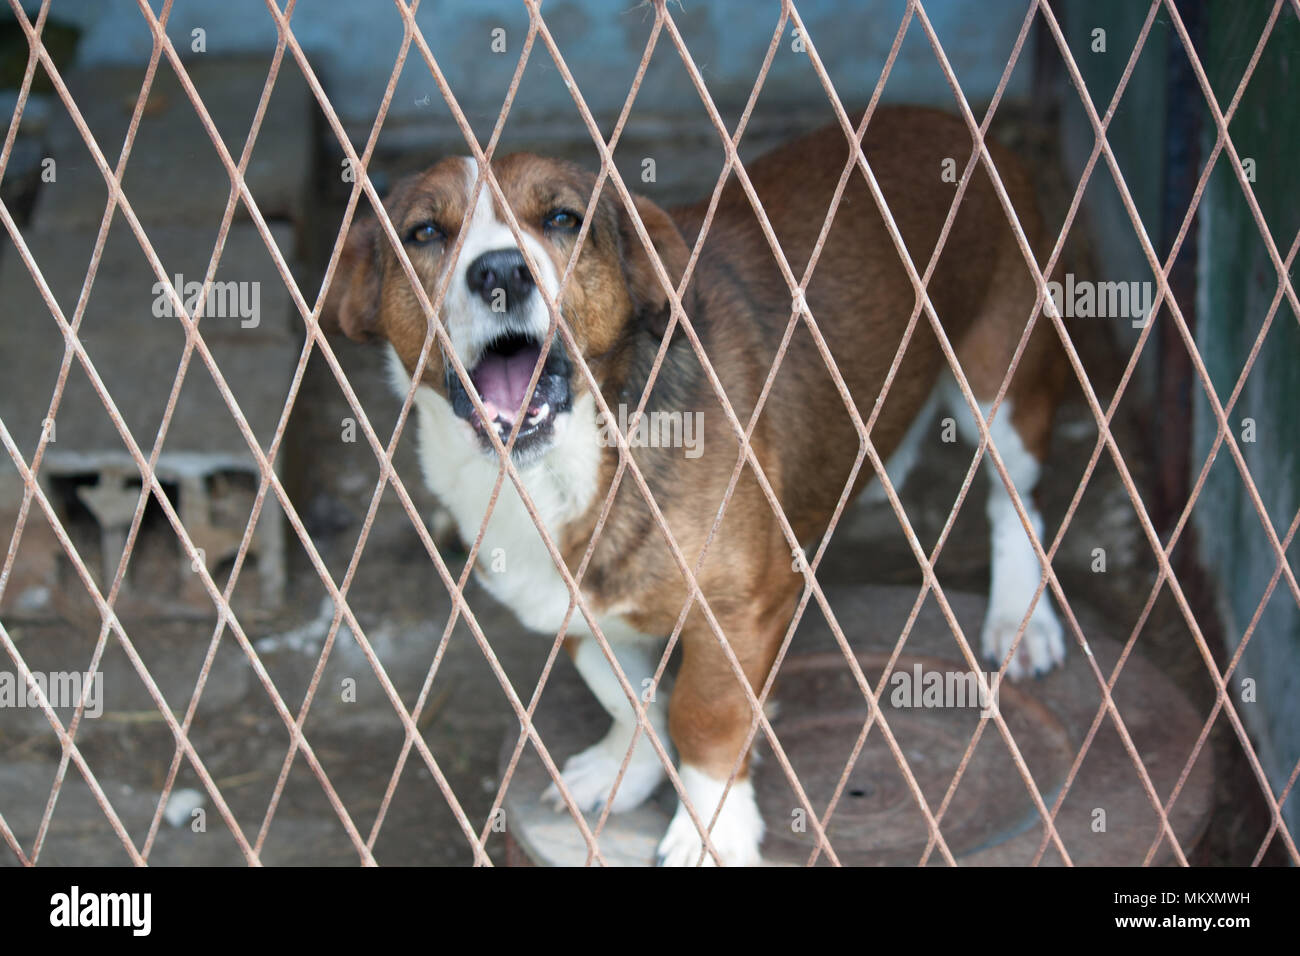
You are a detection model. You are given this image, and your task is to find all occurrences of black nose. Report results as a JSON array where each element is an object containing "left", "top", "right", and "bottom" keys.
[{"left": 466, "top": 248, "right": 534, "bottom": 312}]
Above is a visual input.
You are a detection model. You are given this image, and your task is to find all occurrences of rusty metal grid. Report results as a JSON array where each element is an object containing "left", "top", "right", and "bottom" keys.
[{"left": 0, "top": 0, "right": 1296, "bottom": 866}]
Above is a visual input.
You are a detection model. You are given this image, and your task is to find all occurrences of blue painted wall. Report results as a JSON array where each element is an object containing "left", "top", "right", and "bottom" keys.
[{"left": 28, "top": 0, "right": 1033, "bottom": 138}]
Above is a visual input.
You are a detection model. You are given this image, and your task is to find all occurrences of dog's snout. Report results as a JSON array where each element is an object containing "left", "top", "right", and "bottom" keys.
[{"left": 466, "top": 248, "right": 534, "bottom": 312}]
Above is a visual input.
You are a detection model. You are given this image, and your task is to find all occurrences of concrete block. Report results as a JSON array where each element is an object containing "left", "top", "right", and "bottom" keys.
[
  {"left": 0, "top": 471, "right": 60, "bottom": 617},
  {"left": 31, "top": 56, "right": 312, "bottom": 233},
  {"left": 0, "top": 217, "right": 299, "bottom": 612}
]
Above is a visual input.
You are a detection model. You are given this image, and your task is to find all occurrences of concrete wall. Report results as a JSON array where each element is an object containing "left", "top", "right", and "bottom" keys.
[
  {"left": 26, "top": 0, "right": 1033, "bottom": 141},
  {"left": 1193, "top": 0, "right": 1300, "bottom": 837}
]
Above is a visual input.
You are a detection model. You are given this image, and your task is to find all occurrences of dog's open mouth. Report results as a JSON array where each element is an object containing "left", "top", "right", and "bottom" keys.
[{"left": 448, "top": 332, "right": 573, "bottom": 455}]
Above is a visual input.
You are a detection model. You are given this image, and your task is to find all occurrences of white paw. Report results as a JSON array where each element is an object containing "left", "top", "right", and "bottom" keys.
[
  {"left": 656, "top": 766, "right": 764, "bottom": 866},
  {"left": 542, "top": 721, "right": 667, "bottom": 814},
  {"left": 982, "top": 597, "right": 1065, "bottom": 679}
]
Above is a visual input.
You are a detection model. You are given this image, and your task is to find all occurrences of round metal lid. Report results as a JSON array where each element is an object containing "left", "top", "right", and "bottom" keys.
[{"left": 500, "top": 585, "right": 1213, "bottom": 866}]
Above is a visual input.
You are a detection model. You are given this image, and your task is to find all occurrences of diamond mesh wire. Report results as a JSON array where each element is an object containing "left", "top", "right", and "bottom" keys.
[{"left": 0, "top": 0, "right": 1295, "bottom": 866}]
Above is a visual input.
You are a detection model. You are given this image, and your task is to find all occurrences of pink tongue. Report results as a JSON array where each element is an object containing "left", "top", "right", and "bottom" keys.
[{"left": 472, "top": 346, "right": 540, "bottom": 423}]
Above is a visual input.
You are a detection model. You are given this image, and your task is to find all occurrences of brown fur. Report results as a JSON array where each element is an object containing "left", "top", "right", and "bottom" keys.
[{"left": 323, "top": 107, "right": 1065, "bottom": 782}]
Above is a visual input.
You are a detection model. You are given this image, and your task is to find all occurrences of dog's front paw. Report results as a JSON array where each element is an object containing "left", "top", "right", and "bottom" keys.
[
  {"left": 981, "top": 598, "right": 1065, "bottom": 679},
  {"left": 542, "top": 722, "right": 667, "bottom": 814},
  {"left": 656, "top": 767, "right": 763, "bottom": 866}
]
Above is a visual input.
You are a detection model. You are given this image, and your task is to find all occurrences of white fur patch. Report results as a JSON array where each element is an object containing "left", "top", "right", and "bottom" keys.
[
  {"left": 440, "top": 156, "right": 560, "bottom": 371},
  {"left": 390, "top": 346, "right": 613, "bottom": 637},
  {"left": 657, "top": 764, "right": 764, "bottom": 866},
  {"left": 941, "top": 377, "right": 1065, "bottom": 678}
]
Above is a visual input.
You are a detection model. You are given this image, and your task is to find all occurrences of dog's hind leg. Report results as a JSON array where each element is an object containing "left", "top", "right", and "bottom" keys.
[
  {"left": 862, "top": 383, "right": 941, "bottom": 504},
  {"left": 945, "top": 285, "right": 1067, "bottom": 679}
]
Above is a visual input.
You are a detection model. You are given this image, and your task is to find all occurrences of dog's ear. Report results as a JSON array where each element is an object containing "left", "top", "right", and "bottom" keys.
[
  {"left": 321, "top": 216, "right": 383, "bottom": 342},
  {"left": 618, "top": 193, "right": 690, "bottom": 338}
]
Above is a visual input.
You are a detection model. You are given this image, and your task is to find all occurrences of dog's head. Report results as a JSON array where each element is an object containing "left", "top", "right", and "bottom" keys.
[{"left": 322, "top": 154, "right": 689, "bottom": 462}]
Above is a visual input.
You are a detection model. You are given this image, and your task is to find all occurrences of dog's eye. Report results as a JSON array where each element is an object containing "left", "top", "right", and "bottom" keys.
[
  {"left": 407, "top": 221, "right": 444, "bottom": 244},
  {"left": 543, "top": 209, "right": 581, "bottom": 231}
]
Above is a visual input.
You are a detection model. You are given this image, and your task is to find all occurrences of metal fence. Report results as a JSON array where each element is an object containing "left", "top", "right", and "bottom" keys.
[{"left": 1, "top": 0, "right": 1297, "bottom": 866}]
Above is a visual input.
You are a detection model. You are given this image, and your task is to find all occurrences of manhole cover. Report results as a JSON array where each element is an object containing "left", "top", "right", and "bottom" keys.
[
  {"left": 757, "top": 652, "right": 1072, "bottom": 863},
  {"left": 500, "top": 586, "right": 1213, "bottom": 866}
]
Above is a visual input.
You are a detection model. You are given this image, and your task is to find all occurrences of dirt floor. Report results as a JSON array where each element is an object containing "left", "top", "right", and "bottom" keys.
[{"left": 0, "top": 104, "right": 1287, "bottom": 866}]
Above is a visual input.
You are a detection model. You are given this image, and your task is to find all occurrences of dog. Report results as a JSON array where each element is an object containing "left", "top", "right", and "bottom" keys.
[{"left": 322, "top": 106, "right": 1067, "bottom": 866}]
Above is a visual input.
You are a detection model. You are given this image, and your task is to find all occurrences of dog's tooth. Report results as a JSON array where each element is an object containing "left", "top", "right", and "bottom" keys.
[{"left": 525, "top": 402, "right": 550, "bottom": 426}]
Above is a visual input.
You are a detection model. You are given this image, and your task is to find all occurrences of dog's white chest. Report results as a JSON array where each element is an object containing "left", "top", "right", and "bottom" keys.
[{"left": 393, "top": 349, "right": 624, "bottom": 637}]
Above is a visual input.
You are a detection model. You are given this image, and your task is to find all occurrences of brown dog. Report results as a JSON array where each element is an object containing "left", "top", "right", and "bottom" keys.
[{"left": 323, "top": 106, "right": 1066, "bottom": 866}]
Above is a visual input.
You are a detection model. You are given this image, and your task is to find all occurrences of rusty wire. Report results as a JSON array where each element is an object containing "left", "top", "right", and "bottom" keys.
[{"left": 0, "top": 0, "right": 1296, "bottom": 867}]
